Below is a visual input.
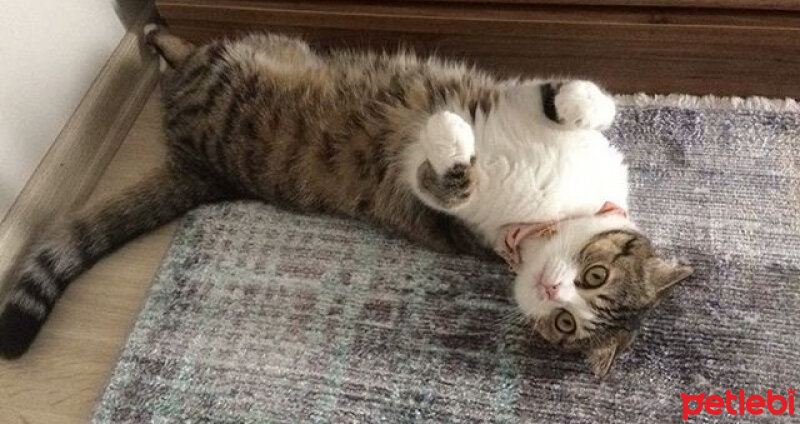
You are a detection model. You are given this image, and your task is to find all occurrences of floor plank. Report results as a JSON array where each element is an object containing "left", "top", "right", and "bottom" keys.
[{"left": 0, "top": 89, "right": 173, "bottom": 424}]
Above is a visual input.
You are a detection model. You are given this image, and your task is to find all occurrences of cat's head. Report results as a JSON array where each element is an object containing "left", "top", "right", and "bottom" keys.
[{"left": 511, "top": 215, "right": 693, "bottom": 377}]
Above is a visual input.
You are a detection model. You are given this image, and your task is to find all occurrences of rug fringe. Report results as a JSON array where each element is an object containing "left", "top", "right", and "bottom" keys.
[{"left": 615, "top": 93, "right": 800, "bottom": 113}]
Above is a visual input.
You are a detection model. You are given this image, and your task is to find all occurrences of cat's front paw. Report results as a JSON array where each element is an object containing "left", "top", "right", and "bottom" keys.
[
  {"left": 554, "top": 81, "right": 616, "bottom": 130},
  {"left": 417, "top": 159, "right": 476, "bottom": 209},
  {"left": 421, "top": 111, "right": 475, "bottom": 174}
]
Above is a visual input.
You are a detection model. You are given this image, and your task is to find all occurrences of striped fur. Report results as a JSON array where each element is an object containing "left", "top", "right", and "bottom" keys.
[
  {"left": 1, "top": 29, "right": 502, "bottom": 358},
  {"left": 0, "top": 169, "right": 222, "bottom": 357},
  {"left": 0, "top": 27, "right": 687, "bottom": 365}
]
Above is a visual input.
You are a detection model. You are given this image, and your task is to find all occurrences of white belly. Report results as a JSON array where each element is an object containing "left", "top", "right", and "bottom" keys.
[{"left": 460, "top": 127, "right": 629, "bottom": 242}]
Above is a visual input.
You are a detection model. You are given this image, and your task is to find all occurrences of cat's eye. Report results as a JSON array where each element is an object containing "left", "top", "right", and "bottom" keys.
[
  {"left": 554, "top": 310, "right": 576, "bottom": 334},
  {"left": 583, "top": 265, "right": 609, "bottom": 288}
]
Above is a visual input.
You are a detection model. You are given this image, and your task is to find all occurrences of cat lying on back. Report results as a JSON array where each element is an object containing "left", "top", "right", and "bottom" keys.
[{"left": 0, "top": 26, "right": 692, "bottom": 377}]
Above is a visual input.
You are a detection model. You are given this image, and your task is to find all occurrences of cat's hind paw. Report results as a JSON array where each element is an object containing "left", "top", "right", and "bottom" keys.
[
  {"left": 143, "top": 23, "right": 160, "bottom": 37},
  {"left": 421, "top": 111, "right": 475, "bottom": 175},
  {"left": 416, "top": 111, "right": 477, "bottom": 209},
  {"left": 417, "top": 159, "right": 476, "bottom": 210}
]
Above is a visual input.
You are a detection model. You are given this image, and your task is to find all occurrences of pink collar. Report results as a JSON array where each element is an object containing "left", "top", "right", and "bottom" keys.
[{"left": 495, "top": 201, "right": 628, "bottom": 272}]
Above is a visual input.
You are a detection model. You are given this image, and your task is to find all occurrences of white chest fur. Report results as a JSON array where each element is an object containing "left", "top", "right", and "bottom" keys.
[{"left": 458, "top": 97, "right": 629, "bottom": 243}]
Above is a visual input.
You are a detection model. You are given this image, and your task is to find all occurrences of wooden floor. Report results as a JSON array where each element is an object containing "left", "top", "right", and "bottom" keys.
[{"left": 0, "top": 90, "right": 173, "bottom": 424}]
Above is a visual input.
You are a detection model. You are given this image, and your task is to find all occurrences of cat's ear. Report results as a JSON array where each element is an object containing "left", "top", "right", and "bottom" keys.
[
  {"left": 646, "top": 257, "right": 694, "bottom": 294},
  {"left": 586, "top": 330, "right": 635, "bottom": 378}
]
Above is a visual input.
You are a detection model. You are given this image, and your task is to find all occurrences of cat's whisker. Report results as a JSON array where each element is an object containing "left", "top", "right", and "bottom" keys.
[{"left": 498, "top": 308, "right": 527, "bottom": 327}]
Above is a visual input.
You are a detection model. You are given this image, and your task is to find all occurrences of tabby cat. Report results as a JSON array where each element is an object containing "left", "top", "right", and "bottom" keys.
[{"left": 0, "top": 26, "right": 693, "bottom": 377}]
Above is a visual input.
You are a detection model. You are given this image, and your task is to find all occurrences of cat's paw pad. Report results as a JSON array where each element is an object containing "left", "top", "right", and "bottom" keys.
[
  {"left": 554, "top": 81, "right": 616, "bottom": 130},
  {"left": 422, "top": 111, "right": 475, "bottom": 174},
  {"left": 418, "top": 160, "right": 476, "bottom": 208},
  {"left": 441, "top": 160, "right": 476, "bottom": 195}
]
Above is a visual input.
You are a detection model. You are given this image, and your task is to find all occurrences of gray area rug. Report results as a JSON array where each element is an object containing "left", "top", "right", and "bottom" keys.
[{"left": 92, "top": 95, "right": 800, "bottom": 423}]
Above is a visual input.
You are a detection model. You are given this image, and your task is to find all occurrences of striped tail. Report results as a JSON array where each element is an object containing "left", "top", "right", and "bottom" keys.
[{"left": 0, "top": 168, "right": 219, "bottom": 358}]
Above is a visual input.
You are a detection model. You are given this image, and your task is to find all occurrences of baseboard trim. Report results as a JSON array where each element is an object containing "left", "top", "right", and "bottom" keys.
[
  {"left": 0, "top": 2, "right": 160, "bottom": 296},
  {"left": 157, "top": 0, "right": 800, "bottom": 98}
]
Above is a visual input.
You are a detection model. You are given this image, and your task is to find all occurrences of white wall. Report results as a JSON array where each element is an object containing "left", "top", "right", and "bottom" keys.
[{"left": 0, "top": 1, "right": 143, "bottom": 219}]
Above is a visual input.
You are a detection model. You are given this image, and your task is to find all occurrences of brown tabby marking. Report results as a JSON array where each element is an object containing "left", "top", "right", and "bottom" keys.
[
  {"left": 158, "top": 33, "right": 498, "bottom": 254},
  {"left": 1, "top": 29, "right": 506, "bottom": 358},
  {"left": 534, "top": 229, "right": 691, "bottom": 376}
]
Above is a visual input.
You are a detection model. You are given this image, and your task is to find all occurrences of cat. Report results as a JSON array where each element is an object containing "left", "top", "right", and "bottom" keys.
[{"left": 0, "top": 26, "right": 693, "bottom": 377}]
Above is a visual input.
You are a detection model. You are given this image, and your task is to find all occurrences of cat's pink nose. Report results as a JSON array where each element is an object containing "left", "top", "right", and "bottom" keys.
[{"left": 539, "top": 279, "right": 560, "bottom": 300}]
